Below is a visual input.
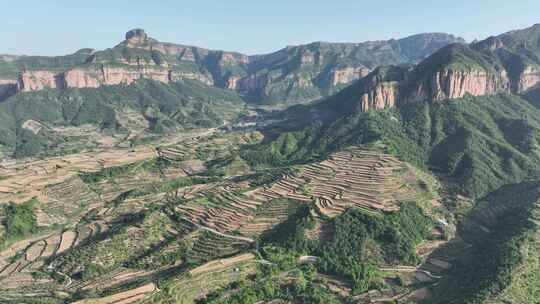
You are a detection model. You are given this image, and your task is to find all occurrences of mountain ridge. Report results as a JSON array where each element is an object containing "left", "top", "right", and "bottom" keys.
[
  {"left": 0, "top": 29, "right": 464, "bottom": 104},
  {"left": 359, "top": 23, "right": 540, "bottom": 111}
]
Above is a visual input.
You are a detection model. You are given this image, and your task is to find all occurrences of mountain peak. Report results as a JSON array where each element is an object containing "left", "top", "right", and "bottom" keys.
[{"left": 125, "top": 28, "right": 148, "bottom": 44}]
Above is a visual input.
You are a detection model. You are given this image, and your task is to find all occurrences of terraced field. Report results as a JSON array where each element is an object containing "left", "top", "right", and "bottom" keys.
[
  {"left": 0, "top": 131, "right": 444, "bottom": 304},
  {"left": 175, "top": 147, "right": 423, "bottom": 240},
  {"left": 0, "top": 130, "right": 222, "bottom": 301},
  {"left": 149, "top": 253, "right": 258, "bottom": 304},
  {"left": 72, "top": 282, "right": 157, "bottom": 304}
]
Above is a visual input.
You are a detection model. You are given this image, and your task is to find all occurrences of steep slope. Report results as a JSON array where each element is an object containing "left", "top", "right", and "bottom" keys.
[
  {"left": 0, "top": 29, "right": 463, "bottom": 105},
  {"left": 358, "top": 24, "right": 540, "bottom": 111},
  {"left": 242, "top": 33, "right": 464, "bottom": 104}
]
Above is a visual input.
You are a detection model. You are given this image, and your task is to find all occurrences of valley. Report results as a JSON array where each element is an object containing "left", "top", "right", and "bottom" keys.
[{"left": 2, "top": 16, "right": 540, "bottom": 304}]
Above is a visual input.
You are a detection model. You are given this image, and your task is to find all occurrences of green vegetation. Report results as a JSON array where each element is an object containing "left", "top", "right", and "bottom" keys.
[
  {"left": 79, "top": 160, "right": 158, "bottom": 184},
  {"left": 204, "top": 154, "right": 250, "bottom": 177},
  {"left": 242, "top": 33, "right": 462, "bottom": 104},
  {"left": 54, "top": 209, "right": 176, "bottom": 279},
  {"left": 0, "top": 78, "right": 246, "bottom": 158},
  {"left": 428, "top": 181, "right": 540, "bottom": 304},
  {"left": 0, "top": 49, "right": 93, "bottom": 79},
  {"left": 260, "top": 202, "right": 432, "bottom": 294},
  {"left": 0, "top": 199, "right": 38, "bottom": 244},
  {"left": 244, "top": 93, "right": 540, "bottom": 198},
  {"left": 198, "top": 264, "right": 341, "bottom": 304},
  {"left": 156, "top": 176, "right": 219, "bottom": 193},
  {"left": 195, "top": 201, "right": 432, "bottom": 302},
  {"left": 6, "top": 25, "right": 540, "bottom": 303},
  {"left": 316, "top": 204, "right": 432, "bottom": 293}
]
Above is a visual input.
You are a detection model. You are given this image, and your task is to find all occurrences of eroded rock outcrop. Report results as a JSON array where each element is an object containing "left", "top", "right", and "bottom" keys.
[
  {"left": 63, "top": 69, "right": 101, "bottom": 88},
  {"left": 17, "top": 71, "right": 64, "bottom": 91},
  {"left": 360, "top": 67, "right": 513, "bottom": 111},
  {"left": 6, "top": 28, "right": 465, "bottom": 103},
  {"left": 331, "top": 67, "right": 369, "bottom": 86},
  {"left": 125, "top": 29, "right": 148, "bottom": 46},
  {"left": 358, "top": 66, "right": 407, "bottom": 111},
  {"left": 360, "top": 24, "right": 540, "bottom": 112},
  {"left": 358, "top": 65, "right": 540, "bottom": 112},
  {"left": 517, "top": 66, "right": 540, "bottom": 92},
  {"left": 16, "top": 64, "right": 216, "bottom": 92},
  {"left": 361, "top": 82, "right": 399, "bottom": 111},
  {"left": 415, "top": 69, "right": 510, "bottom": 101},
  {"left": 169, "top": 70, "right": 214, "bottom": 86},
  {"left": 226, "top": 76, "right": 242, "bottom": 90}
]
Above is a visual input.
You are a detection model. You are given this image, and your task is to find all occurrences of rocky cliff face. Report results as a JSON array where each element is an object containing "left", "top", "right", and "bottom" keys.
[
  {"left": 361, "top": 82, "right": 399, "bottom": 111},
  {"left": 3, "top": 29, "right": 464, "bottom": 104},
  {"left": 412, "top": 69, "right": 510, "bottom": 102},
  {"left": 517, "top": 66, "right": 540, "bottom": 92},
  {"left": 359, "top": 67, "right": 518, "bottom": 111},
  {"left": 17, "top": 71, "right": 64, "bottom": 91},
  {"left": 331, "top": 67, "right": 369, "bottom": 86},
  {"left": 358, "top": 24, "right": 540, "bottom": 112},
  {"left": 125, "top": 29, "right": 148, "bottom": 46},
  {"left": 16, "top": 65, "right": 216, "bottom": 92}
]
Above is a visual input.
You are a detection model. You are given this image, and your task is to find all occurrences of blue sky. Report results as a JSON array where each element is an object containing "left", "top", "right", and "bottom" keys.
[{"left": 3, "top": 0, "right": 540, "bottom": 56}]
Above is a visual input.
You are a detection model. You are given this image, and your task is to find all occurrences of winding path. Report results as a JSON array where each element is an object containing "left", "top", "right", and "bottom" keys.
[
  {"left": 379, "top": 266, "right": 443, "bottom": 279},
  {"left": 194, "top": 224, "right": 255, "bottom": 243}
]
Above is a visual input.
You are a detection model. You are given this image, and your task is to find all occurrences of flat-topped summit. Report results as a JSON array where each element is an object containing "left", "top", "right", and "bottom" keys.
[
  {"left": 125, "top": 28, "right": 148, "bottom": 40},
  {"left": 124, "top": 28, "right": 149, "bottom": 47}
]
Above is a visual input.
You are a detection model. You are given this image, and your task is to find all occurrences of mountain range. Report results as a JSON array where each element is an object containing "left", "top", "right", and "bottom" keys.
[
  {"left": 3, "top": 22, "right": 540, "bottom": 304},
  {"left": 0, "top": 29, "right": 463, "bottom": 104},
  {"left": 358, "top": 24, "right": 540, "bottom": 111},
  {"left": 0, "top": 29, "right": 465, "bottom": 159}
]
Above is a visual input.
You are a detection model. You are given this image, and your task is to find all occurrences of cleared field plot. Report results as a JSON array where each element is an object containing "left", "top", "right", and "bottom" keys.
[
  {"left": 0, "top": 227, "right": 107, "bottom": 290},
  {"left": 90, "top": 169, "right": 163, "bottom": 204},
  {"left": 0, "top": 141, "right": 439, "bottom": 303},
  {"left": 25, "top": 241, "right": 46, "bottom": 262},
  {"left": 72, "top": 282, "right": 156, "bottom": 304},
  {"left": 76, "top": 268, "right": 155, "bottom": 292},
  {"left": 185, "top": 230, "right": 252, "bottom": 265},
  {"left": 304, "top": 149, "right": 405, "bottom": 215},
  {"left": 149, "top": 254, "right": 257, "bottom": 303},
  {"left": 156, "top": 146, "right": 194, "bottom": 163},
  {"left": 41, "top": 234, "right": 61, "bottom": 257},
  {"left": 0, "top": 233, "right": 56, "bottom": 273},
  {"left": 248, "top": 148, "right": 413, "bottom": 221},
  {"left": 57, "top": 230, "right": 77, "bottom": 254},
  {"left": 0, "top": 145, "right": 155, "bottom": 204},
  {"left": 189, "top": 253, "right": 255, "bottom": 275},
  {"left": 174, "top": 148, "right": 417, "bottom": 242},
  {"left": 40, "top": 177, "right": 103, "bottom": 224},
  {"left": 238, "top": 198, "right": 302, "bottom": 236},
  {"left": 176, "top": 186, "right": 263, "bottom": 233}
]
